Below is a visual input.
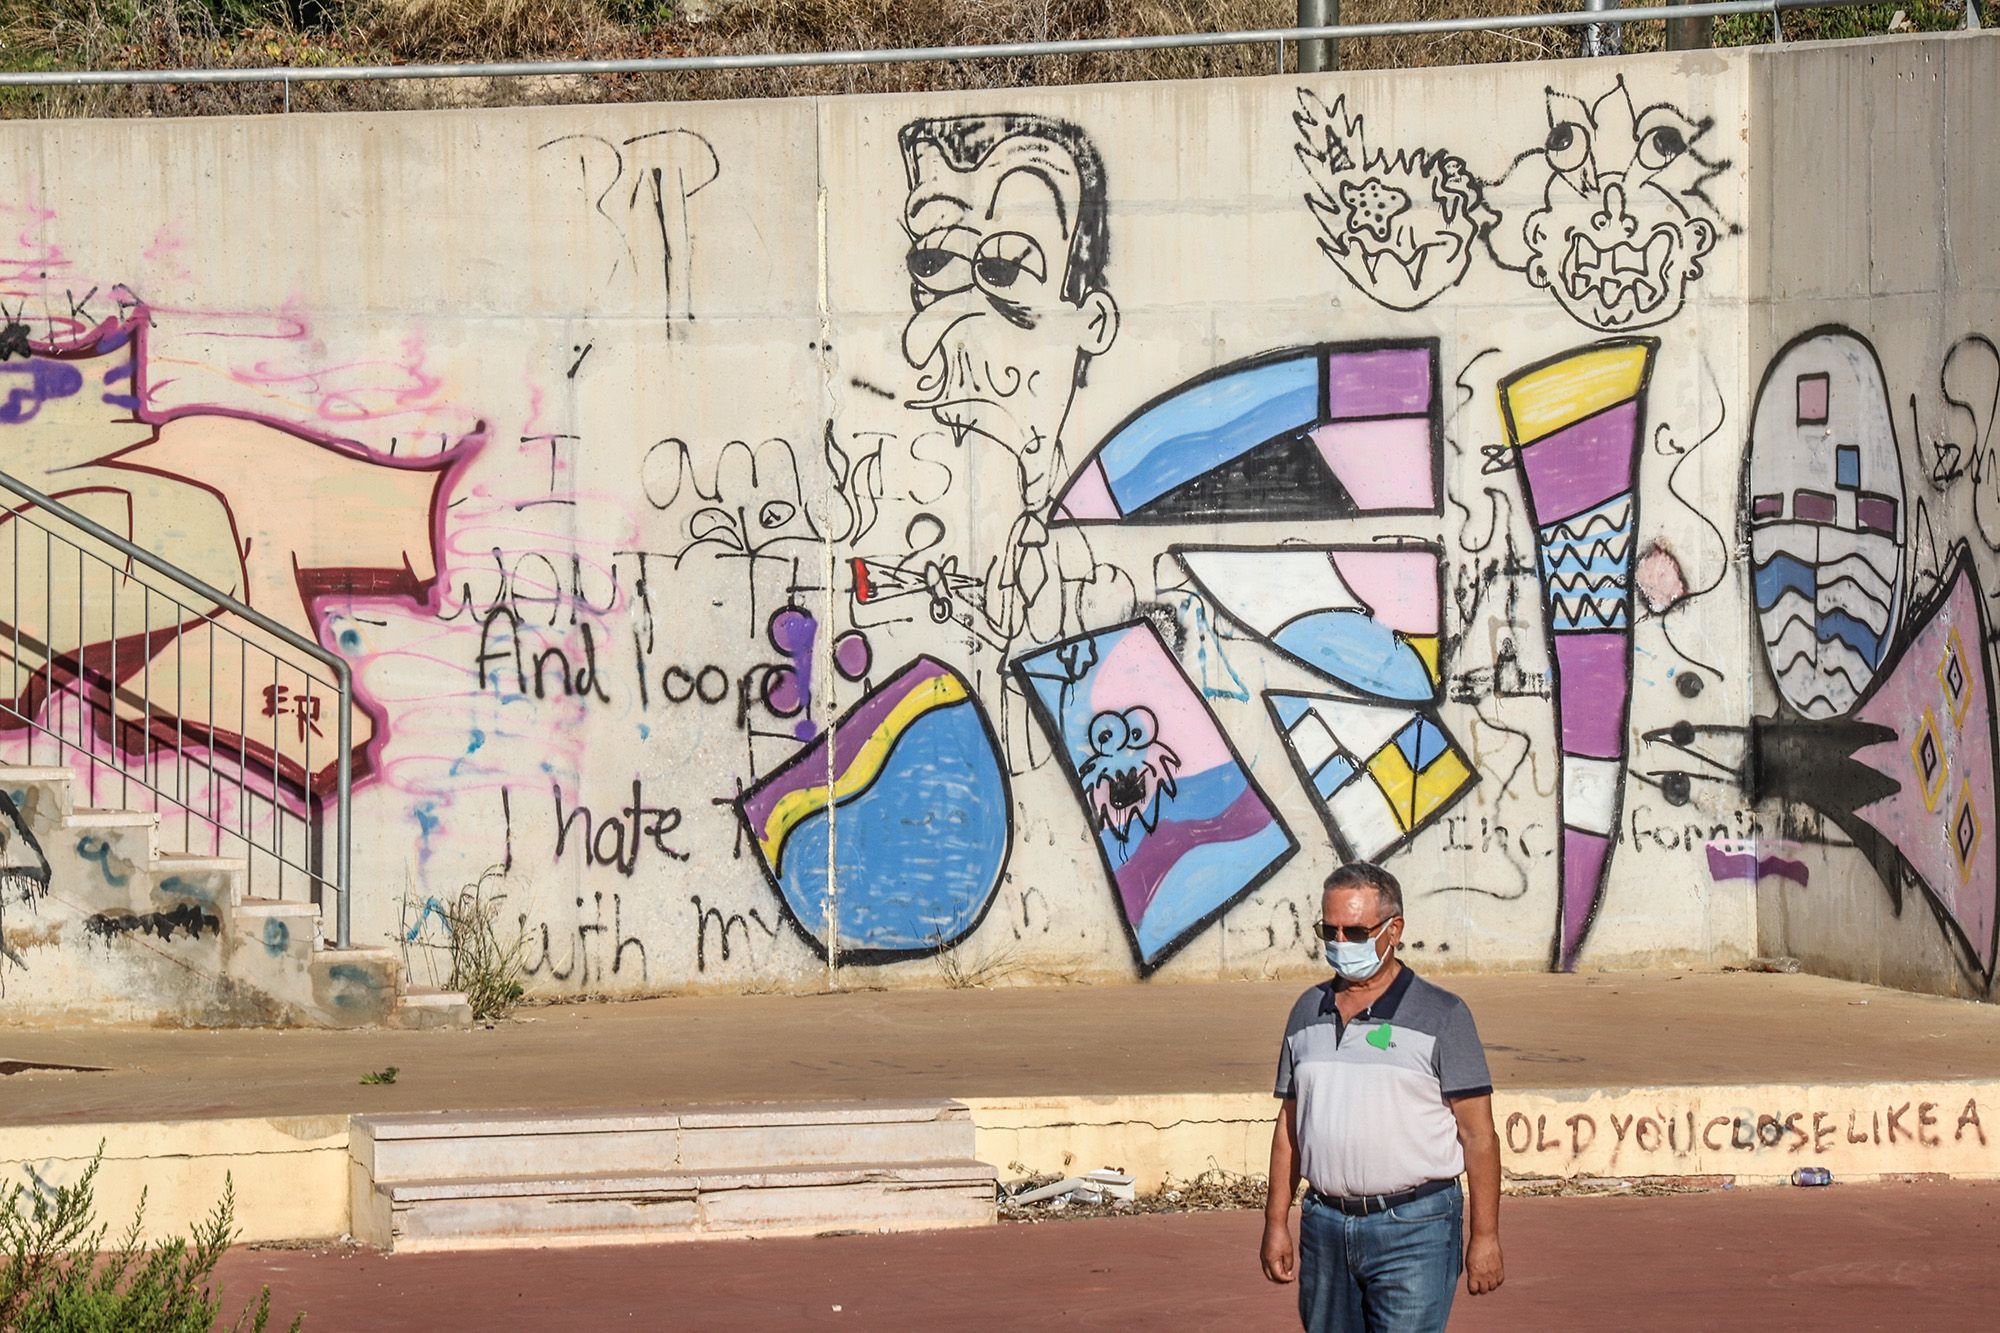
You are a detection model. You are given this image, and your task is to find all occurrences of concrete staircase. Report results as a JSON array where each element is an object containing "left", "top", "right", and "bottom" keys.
[
  {"left": 349, "top": 1100, "right": 997, "bottom": 1251},
  {"left": 0, "top": 760, "right": 469, "bottom": 1029}
]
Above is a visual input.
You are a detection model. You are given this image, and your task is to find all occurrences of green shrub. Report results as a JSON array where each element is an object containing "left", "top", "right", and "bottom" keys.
[{"left": 0, "top": 1148, "right": 303, "bottom": 1332}]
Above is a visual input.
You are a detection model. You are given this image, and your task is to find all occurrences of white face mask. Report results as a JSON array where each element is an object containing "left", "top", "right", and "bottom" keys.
[{"left": 1325, "top": 935, "right": 1386, "bottom": 981}]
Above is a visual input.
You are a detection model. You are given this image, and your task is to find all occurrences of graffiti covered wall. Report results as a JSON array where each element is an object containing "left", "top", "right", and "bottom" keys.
[{"left": 0, "top": 32, "right": 1992, "bottom": 1006}]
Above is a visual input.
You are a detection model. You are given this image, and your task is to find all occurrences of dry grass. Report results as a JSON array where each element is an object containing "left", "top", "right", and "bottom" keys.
[
  {"left": 0, "top": 0, "right": 1595, "bottom": 118},
  {"left": 0, "top": 0, "right": 1963, "bottom": 119}
]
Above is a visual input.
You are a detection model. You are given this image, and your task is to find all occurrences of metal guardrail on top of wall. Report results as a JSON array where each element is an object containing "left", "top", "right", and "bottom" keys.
[
  {"left": 0, "top": 466, "right": 355, "bottom": 949},
  {"left": 0, "top": 0, "right": 1979, "bottom": 95}
]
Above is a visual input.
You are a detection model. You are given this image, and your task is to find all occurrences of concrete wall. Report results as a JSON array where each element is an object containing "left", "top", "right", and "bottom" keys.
[{"left": 0, "top": 31, "right": 1993, "bottom": 1014}]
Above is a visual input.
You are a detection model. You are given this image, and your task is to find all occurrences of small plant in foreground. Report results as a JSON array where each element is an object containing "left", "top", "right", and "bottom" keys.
[
  {"left": 0, "top": 1147, "right": 303, "bottom": 1331},
  {"left": 359, "top": 1066, "right": 399, "bottom": 1085}
]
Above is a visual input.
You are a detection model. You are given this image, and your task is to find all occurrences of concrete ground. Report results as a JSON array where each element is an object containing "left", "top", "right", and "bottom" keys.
[
  {"left": 213, "top": 1180, "right": 1999, "bottom": 1330},
  {"left": 5, "top": 970, "right": 2000, "bottom": 1124}
]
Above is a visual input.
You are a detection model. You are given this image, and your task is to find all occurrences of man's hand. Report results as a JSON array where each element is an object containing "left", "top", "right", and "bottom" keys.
[
  {"left": 1466, "top": 1233, "right": 1504, "bottom": 1295},
  {"left": 1260, "top": 1217, "right": 1297, "bottom": 1284}
]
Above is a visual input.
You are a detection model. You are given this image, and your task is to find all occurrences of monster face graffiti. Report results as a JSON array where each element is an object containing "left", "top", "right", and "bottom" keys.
[
  {"left": 1490, "top": 78, "right": 1727, "bottom": 331},
  {"left": 1293, "top": 90, "right": 1496, "bottom": 312}
]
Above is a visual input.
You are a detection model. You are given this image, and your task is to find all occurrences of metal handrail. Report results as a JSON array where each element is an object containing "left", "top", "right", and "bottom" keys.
[
  {"left": 0, "top": 0, "right": 1969, "bottom": 90},
  {"left": 0, "top": 466, "right": 354, "bottom": 948}
]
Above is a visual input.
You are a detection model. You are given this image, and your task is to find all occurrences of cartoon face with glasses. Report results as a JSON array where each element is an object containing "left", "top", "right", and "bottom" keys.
[{"left": 897, "top": 114, "right": 1119, "bottom": 511}]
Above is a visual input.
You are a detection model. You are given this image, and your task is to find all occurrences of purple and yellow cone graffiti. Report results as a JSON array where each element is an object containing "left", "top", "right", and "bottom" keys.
[{"left": 1499, "top": 338, "right": 1657, "bottom": 971}]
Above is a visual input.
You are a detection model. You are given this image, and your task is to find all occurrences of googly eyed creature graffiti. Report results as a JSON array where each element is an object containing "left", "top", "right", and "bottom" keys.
[
  {"left": 1079, "top": 706, "right": 1180, "bottom": 842},
  {"left": 1488, "top": 76, "right": 1731, "bottom": 332}
]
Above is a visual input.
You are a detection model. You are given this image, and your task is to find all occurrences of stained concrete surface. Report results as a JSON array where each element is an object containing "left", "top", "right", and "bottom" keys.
[
  {"left": 213, "top": 1180, "right": 1999, "bottom": 1331},
  {"left": 5, "top": 971, "right": 2000, "bottom": 1125}
]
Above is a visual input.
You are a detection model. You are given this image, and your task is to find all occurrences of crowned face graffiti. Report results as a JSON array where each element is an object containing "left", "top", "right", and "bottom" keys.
[
  {"left": 1293, "top": 91, "right": 1496, "bottom": 312},
  {"left": 1491, "top": 78, "right": 1728, "bottom": 331}
]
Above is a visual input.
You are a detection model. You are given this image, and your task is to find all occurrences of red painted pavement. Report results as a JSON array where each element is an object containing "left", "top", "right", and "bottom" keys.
[{"left": 215, "top": 1181, "right": 1998, "bottom": 1331}]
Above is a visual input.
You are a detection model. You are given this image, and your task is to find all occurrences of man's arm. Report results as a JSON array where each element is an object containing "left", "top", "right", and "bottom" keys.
[
  {"left": 1260, "top": 1098, "right": 1300, "bottom": 1284},
  {"left": 1451, "top": 1094, "right": 1504, "bottom": 1295}
]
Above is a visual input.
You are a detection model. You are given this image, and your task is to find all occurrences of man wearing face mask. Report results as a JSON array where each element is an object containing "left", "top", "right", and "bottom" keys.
[{"left": 1260, "top": 862, "right": 1504, "bottom": 1331}]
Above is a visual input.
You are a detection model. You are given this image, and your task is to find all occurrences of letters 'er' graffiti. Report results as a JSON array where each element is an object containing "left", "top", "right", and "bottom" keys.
[
  {"left": 1053, "top": 341, "right": 1443, "bottom": 523},
  {"left": 1174, "top": 544, "right": 1443, "bottom": 705},
  {"left": 1747, "top": 327, "right": 1906, "bottom": 720},
  {"left": 1265, "top": 692, "right": 1476, "bottom": 864},
  {"left": 1499, "top": 337, "right": 1656, "bottom": 970},
  {"left": 0, "top": 318, "right": 477, "bottom": 797},
  {"left": 1754, "top": 545, "right": 1999, "bottom": 986},
  {"left": 1017, "top": 621, "right": 1296, "bottom": 971},
  {"left": 1488, "top": 77, "right": 1728, "bottom": 332},
  {"left": 737, "top": 656, "right": 1010, "bottom": 963},
  {"left": 1292, "top": 90, "right": 1496, "bottom": 312}
]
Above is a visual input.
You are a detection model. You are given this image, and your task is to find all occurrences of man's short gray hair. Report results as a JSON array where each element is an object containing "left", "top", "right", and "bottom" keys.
[{"left": 1324, "top": 862, "right": 1404, "bottom": 918}]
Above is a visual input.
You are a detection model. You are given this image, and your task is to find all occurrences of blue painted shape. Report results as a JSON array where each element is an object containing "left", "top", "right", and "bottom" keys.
[
  {"left": 1394, "top": 717, "right": 1448, "bottom": 771},
  {"left": 1271, "top": 611, "right": 1434, "bottom": 702},
  {"left": 1097, "top": 354, "right": 1319, "bottom": 511},
  {"left": 1836, "top": 444, "right": 1860, "bottom": 490},
  {"left": 75, "top": 834, "right": 129, "bottom": 888},
  {"left": 262, "top": 917, "right": 291, "bottom": 956},
  {"left": 769, "top": 699, "right": 1008, "bottom": 958},
  {"left": 1753, "top": 553, "right": 1818, "bottom": 611},
  {"left": 1135, "top": 820, "right": 1296, "bottom": 961},
  {"left": 1818, "top": 609, "right": 1886, "bottom": 668},
  {"left": 1311, "top": 754, "right": 1357, "bottom": 799}
]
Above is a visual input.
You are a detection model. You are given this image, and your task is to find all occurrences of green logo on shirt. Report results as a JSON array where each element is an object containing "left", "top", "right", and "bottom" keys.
[{"left": 1366, "top": 1023, "right": 1394, "bottom": 1050}]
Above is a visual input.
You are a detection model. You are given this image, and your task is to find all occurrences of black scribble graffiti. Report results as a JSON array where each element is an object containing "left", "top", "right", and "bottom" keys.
[
  {"left": 1293, "top": 90, "right": 1495, "bottom": 312},
  {"left": 1487, "top": 77, "right": 1730, "bottom": 331},
  {"left": 0, "top": 789, "right": 51, "bottom": 974},
  {"left": 536, "top": 129, "right": 720, "bottom": 333},
  {"left": 849, "top": 376, "right": 897, "bottom": 400},
  {"left": 1469, "top": 711, "right": 1557, "bottom": 806},
  {"left": 567, "top": 343, "right": 593, "bottom": 378},
  {"left": 520, "top": 893, "right": 648, "bottom": 989},
  {"left": 1649, "top": 363, "right": 1732, "bottom": 683},
  {"left": 84, "top": 903, "right": 218, "bottom": 944},
  {"left": 692, "top": 893, "right": 779, "bottom": 972},
  {"left": 1911, "top": 335, "right": 2000, "bottom": 549}
]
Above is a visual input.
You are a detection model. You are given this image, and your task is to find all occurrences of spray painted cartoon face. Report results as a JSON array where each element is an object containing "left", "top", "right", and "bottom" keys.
[
  {"left": 1294, "top": 91, "right": 1495, "bottom": 312},
  {"left": 1499, "top": 79, "right": 1724, "bottom": 331},
  {"left": 1078, "top": 707, "right": 1180, "bottom": 842}
]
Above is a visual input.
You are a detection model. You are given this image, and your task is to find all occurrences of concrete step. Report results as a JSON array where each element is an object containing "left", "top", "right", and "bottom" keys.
[
  {"left": 357, "top": 1158, "right": 997, "bottom": 1252},
  {"left": 393, "top": 986, "right": 474, "bottom": 1030},
  {"left": 354, "top": 1099, "right": 978, "bottom": 1184}
]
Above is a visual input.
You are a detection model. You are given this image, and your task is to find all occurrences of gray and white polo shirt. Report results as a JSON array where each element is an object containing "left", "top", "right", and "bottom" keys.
[{"left": 1274, "top": 966, "right": 1493, "bottom": 1199}]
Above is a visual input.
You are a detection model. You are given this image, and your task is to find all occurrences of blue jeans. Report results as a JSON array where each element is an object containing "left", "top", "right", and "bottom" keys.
[{"left": 1298, "top": 1182, "right": 1462, "bottom": 1332}]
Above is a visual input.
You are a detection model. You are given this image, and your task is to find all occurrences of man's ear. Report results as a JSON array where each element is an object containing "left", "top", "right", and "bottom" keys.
[{"left": 1079, "top": 289, "right": 1119, "bottom": 358}]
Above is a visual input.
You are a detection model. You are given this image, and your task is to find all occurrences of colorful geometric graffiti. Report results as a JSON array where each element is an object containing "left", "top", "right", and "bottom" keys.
[
  {"left": 1017, "top": 621, "right": 1296, "bottom": 970},
  {"left": 1051, "top": 341, "right": 1442, "bottom": 524},
  {"left": 1265, "top": 692, "right": 1476, "bottom": 862},
  {"left": 1175, "top": 544, "right": 1442, "bottom": 704},
  {"left": 1747, "top": 327, "right": 1906, "bottom": 721},
  {"left": 737, "top": 656, "right": 1011, "bottom": 963},
  {"left": 1755, "top": 544, "right": 1999, "bottom": 984},
  {"left": 1499, "top": 337, "right": 1656, "bottom": 970},
  {"left": 0, "top": 317, "right": 477, "bottom": 797}
]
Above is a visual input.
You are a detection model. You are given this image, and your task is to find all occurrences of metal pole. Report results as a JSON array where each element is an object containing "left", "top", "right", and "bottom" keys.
[
  {"left": 1585, "top": 0, "right": 1624, "bottom": 54},
  {"left": 1668, "top": 0, "right": 1714, "bottom": 47},
  {"left": 1298, "top": 0, "right": 1339, "bottom": 73}
]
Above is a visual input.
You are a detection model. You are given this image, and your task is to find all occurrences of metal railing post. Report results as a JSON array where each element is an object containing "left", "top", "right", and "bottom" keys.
[
  {"left": 1668, "top": 0, "right": 1715, "bottom": 47},
  {"left": 1585, "top": 0, "right": 1625, "bottom": 53},
  {"left": 337, "top": 664, "right": 352, "bottom": 949},
  {"left": 1298, "top": 0, "right": 1339, "bottom": 73}
]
